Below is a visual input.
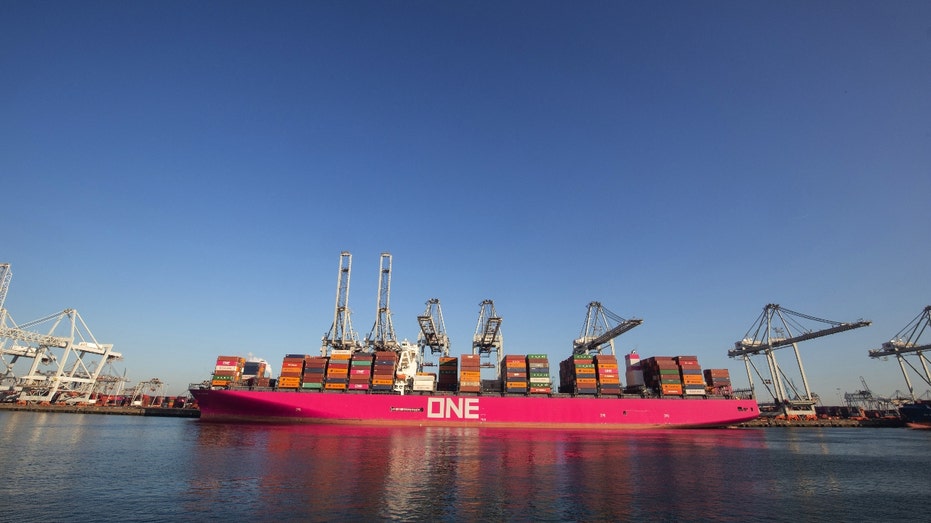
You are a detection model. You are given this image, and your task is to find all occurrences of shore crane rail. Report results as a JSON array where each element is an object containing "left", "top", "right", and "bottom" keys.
[
  {"left": 728, "top": 304, "right": 871, "bottom": 418},
  {"left": 573, "top": 301, "right": 642, "bottom": 355},
  {"left": 366, "top": 252, "right": 399, "bottom": 352},
  {"left": 0, "top": 308, "right": 121, "bottom": 404},
  {"left": 321, "top": 251, "right": 363, "bottom": 356},
  {"left": 473, "top": 299, "right": 503, "bottom": 372},
  {"left": 417, "top": 298, "right": 450, "bottom": 360},
  {"left": 868, "top": 306, "right": 931, "bottom": 401}
]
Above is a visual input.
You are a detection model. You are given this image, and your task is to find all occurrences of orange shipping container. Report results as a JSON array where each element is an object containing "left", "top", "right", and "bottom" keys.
[{"left": 660, "top": 383, "right": 683, "bottom": 395}]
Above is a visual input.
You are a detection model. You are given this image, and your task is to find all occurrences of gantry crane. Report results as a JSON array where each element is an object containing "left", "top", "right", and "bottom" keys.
[
  {"left": 573, "top": 302, "right": 642, "bottom": 355},
  {"left": 0, "top": 263, "right": 11, "bottom": 314},
  {"left": 365, "top": 252, "right": 400, "bottom": 352},
  {"left": 472, "top": 299, "right": 503, "bottom": 376},
  {"left": 729, "top": 303, "right": 871, "bottom": 418},
  {"left": 321, "top": 251, "right": 362, "bottom": 355},
  {"left": 0, "top": 308, "right": 122, "bottom": 404},
  {"left": 868, "top": 306, "right": 931, "bottom": 402},
  {"left": 0, "top": 263, "right": 15, "bottom": 386},
  {"left": 417, "top": 298, "right": 450, "bottom": 366}
]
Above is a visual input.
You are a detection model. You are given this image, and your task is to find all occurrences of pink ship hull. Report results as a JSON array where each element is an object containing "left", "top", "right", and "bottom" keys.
[{"left": 190, "top": 389, "right": 759, "bottom": 429}]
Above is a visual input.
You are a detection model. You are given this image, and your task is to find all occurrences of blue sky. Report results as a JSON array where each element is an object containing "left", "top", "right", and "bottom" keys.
[{"left": 2, "top": 1, "right": 929, "bottom": 399}]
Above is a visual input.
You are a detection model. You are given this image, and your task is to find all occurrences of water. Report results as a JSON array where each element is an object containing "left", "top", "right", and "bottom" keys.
[{"left": 0, "top": 412, "right": 928, "bottom": 522}]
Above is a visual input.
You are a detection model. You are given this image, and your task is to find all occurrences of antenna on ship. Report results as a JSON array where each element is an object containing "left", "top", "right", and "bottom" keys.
[{"left": 321, "top": 251, "right": 362, "bottom": 356}]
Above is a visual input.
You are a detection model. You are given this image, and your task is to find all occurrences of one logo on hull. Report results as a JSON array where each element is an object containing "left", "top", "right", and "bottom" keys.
[{"left": 426, "top": 397, "right": 479, "bottom": 419}]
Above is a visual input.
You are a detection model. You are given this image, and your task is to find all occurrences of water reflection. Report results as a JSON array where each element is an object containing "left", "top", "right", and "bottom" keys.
[{"left": 186, "top": 424, "right": 769, "bottom": 520}]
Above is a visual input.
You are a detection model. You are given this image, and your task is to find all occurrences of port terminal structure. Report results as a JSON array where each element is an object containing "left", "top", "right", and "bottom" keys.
[
  {"left": 728, "top": 304, "right": 871, "bottom": 420},
  {"left": 0, "top": 263, "right": 126, "bottom": 404},
  {"left": 868, "top": 306, "right": 931, "bottom": 402},
  {"left": 315, "top": 252, "right": 647, "bottom": 393}
]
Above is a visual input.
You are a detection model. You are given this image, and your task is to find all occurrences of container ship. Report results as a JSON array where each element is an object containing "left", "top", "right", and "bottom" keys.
[
  {"left": 190, "top": 349, "right": 759, "bottom": 429},
  {"left": 898, "top": 401, "right": 931, "bottom": 429}
]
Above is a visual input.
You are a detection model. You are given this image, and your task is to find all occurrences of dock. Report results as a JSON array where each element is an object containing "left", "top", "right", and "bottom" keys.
[{"left": 0, "top": 403, "right": 200, "bottom": 418}]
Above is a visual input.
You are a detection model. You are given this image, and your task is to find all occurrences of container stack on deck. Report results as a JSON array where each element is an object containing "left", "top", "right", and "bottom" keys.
[
  {"left": 372, "top": 351, "right": 397, "bottom": 392},
  {"left": 277, "top": 355, "right": 304, "bottom": 389},
  {"left": 437, "top": 356, "right": 458, "bottom": 392},
  {"left": 413, "top": 372, "right": 436, "bottom": 391},
  {"left": 241, "top": 360, "right": 268, "bottom": 385},
  {"left": 325, "top": 350, "right": 351, "bottom": 390},
  {"left": 704, "top": 368, "right": 731, "bottom": 396},
  {"left": 595, "top": 354, "right": 621, "bottom": 395},
  {"left": 676, "top": 356, "right": 706, "bottom": 396},
  {"left": 641, "top": 356, "right": 682, "bottom": 396},
  {"left": 212, "top": 356, "right": 245, "bottom": 388},
  {"left": 302, "top": 356, "right": 327, "bottom": 390},
  {"left": 624, "top": 351, "right": 645, "bottom": 393},
  {"left": 559, "top": 354, "right": 598, "bottom": 394},
  {"left": 459, "top": 355, "right": 481, "bottom": 393},
  {"left": 349, "top": 353, "right": 374, "bottom": 391},
  {"left": 527, "top": 354, "right": 551, "bottom": 394},
  {"left": 503, "top": 355, "right": 528, "bottom": 393}
]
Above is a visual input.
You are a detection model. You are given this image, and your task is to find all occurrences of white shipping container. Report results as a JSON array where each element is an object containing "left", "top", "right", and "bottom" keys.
[{"left": 214, "top": 365, "right": 239, "bottom": 372}]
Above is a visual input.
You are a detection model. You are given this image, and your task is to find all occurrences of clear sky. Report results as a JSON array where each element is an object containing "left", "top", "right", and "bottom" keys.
[{"left": 2, "top": 1, "right": 929, "bottom": 400}]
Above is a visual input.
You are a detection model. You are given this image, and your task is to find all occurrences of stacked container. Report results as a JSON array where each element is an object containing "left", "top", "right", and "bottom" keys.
[
  {"left": 459, "top": 354, "right": 481, "bottom": 393},
  {"left": 526, "top": 354, "right": 551, "bottom": 394},
  {"left": 348, "top": 353, "right": 374, "bottom": 391},
  {"left": 212, "top": 355, "right": 245, "bottom": 388},
  {"left": 641, "top": 356, "right": 683, "bottom": 396},
  {"left": 302, "top": 356, "right": 328, "bottom": 390},
  {"left": 624, "top": 351, "right": 645, "bottom": 392},
  {"left": 503, "top": 355, "right": 528, "bottom": 393},
  {"left": 704, "top": 368, "right": 732, "bottom": 396},
  {"left": 278, "top": 354, "right": 305, "bottom": 390},
  {"left": 372, "top": 351, "right": 397, "bottom": 392},
  {"left": 437, "top": 356, "right": 458, "bottom": 392},
  {"left": 412, "top": 372, "right": 436, "bottom": 391},
  {"left": 241, "top": 360, "right": 267, "bottom": 380},
  {"left": 577, "top": 354, "right": 598, "bottom": 394},
  {"left": 325, "top": 350, "right": 352, "bottom": 390},
  {"left": 676, "top": 356, "right": 706, "bottom": 396},
  {"left": 594, "top": 354, "right": 622, "bottom": 395},
  {"left": 558, "top": 354, "right": 598, "bottom": 394}
]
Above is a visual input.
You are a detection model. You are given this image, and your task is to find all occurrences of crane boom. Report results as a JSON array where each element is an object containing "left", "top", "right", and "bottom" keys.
[
  {"left": 868, "top": 306, "right": 931, "bottom": 358},
  {"left": 867, "top": 306, "right": 931, "bottom": 401},
  {"left": 573, "top": 302, "right": 642, "bottom": 355},
  {"left": 417, "top": 298, "right": 449, "bottom": 356},
  {"left": 730, "top": 321, "right": 872, "bottom": 356},
  {"left": 729, "top": 304, "right": 871, "bottom": 358}
]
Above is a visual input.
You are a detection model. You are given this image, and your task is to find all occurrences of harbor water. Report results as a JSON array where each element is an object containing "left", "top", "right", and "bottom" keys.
[{"left": 1, "top": 411, "right": 927, "bottom": 522}]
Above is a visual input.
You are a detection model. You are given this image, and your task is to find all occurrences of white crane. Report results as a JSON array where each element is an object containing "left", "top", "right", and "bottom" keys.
[{"left": 321, "top": 251, "right": 362, "bottom": 355}]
